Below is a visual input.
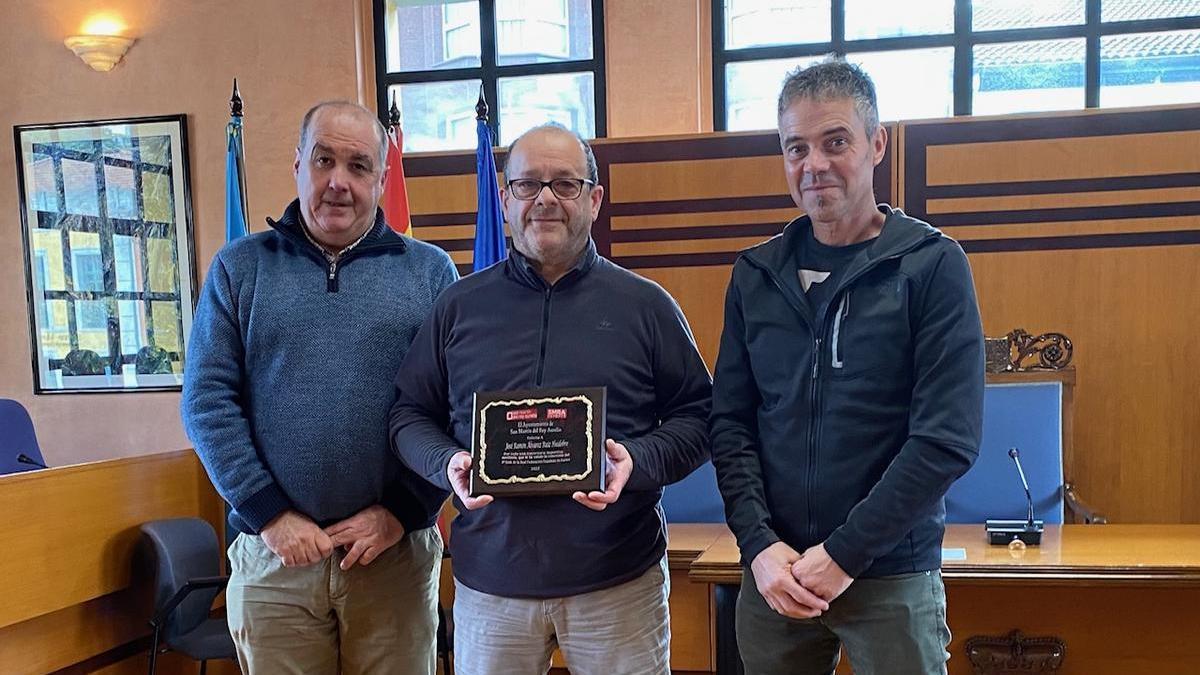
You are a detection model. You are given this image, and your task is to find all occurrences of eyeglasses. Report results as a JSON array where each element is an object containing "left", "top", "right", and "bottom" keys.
[{"left": 506, "top": 178, "right": 594, "bottom": 201}]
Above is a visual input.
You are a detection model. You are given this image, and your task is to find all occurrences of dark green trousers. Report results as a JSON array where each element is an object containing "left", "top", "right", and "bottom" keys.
[{"left": 735, "top": 568, "right": 951, "bottom": 675}]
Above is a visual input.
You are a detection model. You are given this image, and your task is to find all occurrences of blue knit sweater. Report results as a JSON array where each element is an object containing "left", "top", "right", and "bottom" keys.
[{"left": 183, "top": 199, "right": 457, "bottom": 535}]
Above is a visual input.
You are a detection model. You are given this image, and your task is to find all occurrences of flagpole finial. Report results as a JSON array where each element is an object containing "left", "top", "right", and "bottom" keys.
[
  {"left": 475, "top": 85, "right": 489, "bottom": 122},
  {"left": 230, "top": 78, "right": 243, "bottom": 118},
  {"left": 388, "top": 91, "right": 401, "bottom": 129}
]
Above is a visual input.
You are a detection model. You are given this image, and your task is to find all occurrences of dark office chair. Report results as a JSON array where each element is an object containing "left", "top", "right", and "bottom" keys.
[
  {"left": 138, "top": 518, "right": 236, "bottom": 675},
  {"left": 436, "top": 508, "right": 454, "bottom": 674},
  {"left": 61, "top": 348, "right": 105, "bottom": 375},
  {"left": 0, "top": 398, "right": 46, "bottom": 475}
]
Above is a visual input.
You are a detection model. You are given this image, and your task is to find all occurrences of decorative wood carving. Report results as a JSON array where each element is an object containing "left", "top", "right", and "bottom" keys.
[
  {"left": 984, "top": 329, "right": 1074, "bottom": 372},
  {"left": 965, "top": 630, "right": 1065, "bottom": 674},
  {"left": 1008, "top": 329, "right": 1073, "bottom": 370}
]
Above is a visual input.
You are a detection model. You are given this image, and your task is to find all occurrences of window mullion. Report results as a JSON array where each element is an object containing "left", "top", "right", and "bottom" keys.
[
  {"left": 953, "top": 0, "right": 972, "bottom": 115},
  {"left": 480, "top": 0, "right": 501, "bottom": 141},
  {"left": 832, "top": 0, "right": 846, "bottom": 54},
  {"left": 1085, "top": 0, "right": 1101, "bottom": 107}
]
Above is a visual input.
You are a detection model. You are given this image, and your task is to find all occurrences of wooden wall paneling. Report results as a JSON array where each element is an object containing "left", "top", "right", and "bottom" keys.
[
  {"left": 905, "top": 106, "right": 1200, "bottom": 525},
  {"left": 0, "top": 451, "right": 224, "bottom": 674},
  {"left": 947, "top": 585, "right": 1200, "bottom": 675},
  {"left": 635, "top": 266, "right": 734, "bottom": 371}
]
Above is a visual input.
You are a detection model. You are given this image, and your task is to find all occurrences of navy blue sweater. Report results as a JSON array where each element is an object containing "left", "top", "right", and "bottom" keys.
[
  {"left": 711, "top": 207, "right": 984, "bottom": 579},
  {"left": 390, "top": 241, "right": 712, "bottom": 597},
  {"left": 183, "top": 200, "right": 457, "bottom": 535}
]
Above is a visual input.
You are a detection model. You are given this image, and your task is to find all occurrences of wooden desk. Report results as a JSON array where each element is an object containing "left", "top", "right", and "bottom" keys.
[
  {"left": 0, "top": 450, "right": 228, "bottom": 675},
  {"left": 691, "top": 525, "right": 1200, "bottom": 674}
]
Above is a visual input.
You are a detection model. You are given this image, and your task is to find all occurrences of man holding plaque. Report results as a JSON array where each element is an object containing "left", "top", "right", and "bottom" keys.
[
  {"left": 390, "top": 123, "right": 712, "bottom": 675},
  {"left": 710, "top": 59, "right": 984, "bottom": 674}
]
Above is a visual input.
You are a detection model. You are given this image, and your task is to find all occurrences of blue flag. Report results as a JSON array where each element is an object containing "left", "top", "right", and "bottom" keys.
[
  {"left": 225, "top": 115, "right": 249, "bottom": 241},
  {"left": 473, "top": 118, "right": 506, "bottom": 272}
]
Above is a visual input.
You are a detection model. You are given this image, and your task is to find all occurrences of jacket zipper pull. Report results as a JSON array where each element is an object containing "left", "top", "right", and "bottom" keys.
[
  {"left": 812, "top": 338, "right": 822, "bottom": 379},
  {"left": 327, "top": 258, "right": 338, "bottom": 293}
]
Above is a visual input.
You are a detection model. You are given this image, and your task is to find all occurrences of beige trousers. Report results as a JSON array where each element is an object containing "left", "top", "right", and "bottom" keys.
[
  {"left": 226, "top": 526, "right": 442, "bottom": 675},
  {"left": 452, "top": 556, "right": 671, "bottom": 675}
]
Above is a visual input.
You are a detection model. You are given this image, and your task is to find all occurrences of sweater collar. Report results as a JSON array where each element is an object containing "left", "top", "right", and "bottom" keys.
[
  {"left": 505, "top": 238, "right": 599, "bottom": 290},
  {"left": 267, "top": 199, "right": 408, "bottom": 255}
]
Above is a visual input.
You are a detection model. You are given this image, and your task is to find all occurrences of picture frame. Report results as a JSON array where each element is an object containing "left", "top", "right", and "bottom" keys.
[{"left": 13, "top": 114, "right": 197, "bottom": 393}]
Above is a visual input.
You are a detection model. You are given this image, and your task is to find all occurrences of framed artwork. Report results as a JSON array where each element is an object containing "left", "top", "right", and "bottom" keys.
[{"left": 13, "top": 115, "right": 196, "bottom": 393}]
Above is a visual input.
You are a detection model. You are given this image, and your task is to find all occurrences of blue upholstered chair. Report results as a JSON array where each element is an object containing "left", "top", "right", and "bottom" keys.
[
  {"left": 138, "top": 518, "right": 236, "bottom": 675},
  {"left": 946, "top": 379, "right": 1104, "bottom": 526},
  {"left": 661, "top": 461, "right": 725, "bottom": 523},
  {"left": 0, "top": 398, "right": 46, "bottom": 475}
]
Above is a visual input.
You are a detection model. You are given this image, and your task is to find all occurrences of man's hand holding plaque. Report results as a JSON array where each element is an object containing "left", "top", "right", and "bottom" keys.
[
  {"left": 571, "top": 439, "right": 633, "bottom": 510},
  {"left": 469, "top": 387, "right": 607, "bottom": 498},
  {"left": 447, "top": 451, "right": 495, "bottom": 510}
]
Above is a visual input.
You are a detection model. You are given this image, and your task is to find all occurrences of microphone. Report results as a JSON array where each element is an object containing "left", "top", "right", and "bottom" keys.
[
  {"left": 985, "top": 446, "right": 1044, "bottom": 546},
  {"left": 16, "top": 453, "right": 48, "bottom": 470},
  {"left": 1009, "top": 448, "right": 1035, "bottom": 527}
]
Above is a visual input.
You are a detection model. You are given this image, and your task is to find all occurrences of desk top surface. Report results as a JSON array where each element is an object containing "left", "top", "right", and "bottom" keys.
[{"left": 687, "top": 524, "right": 1200, "bottom": 585}]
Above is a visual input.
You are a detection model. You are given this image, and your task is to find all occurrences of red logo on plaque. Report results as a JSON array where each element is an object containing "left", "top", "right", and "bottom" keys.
[
  {"left": 547, "top": 408, "right": 567, "bottom": 419},
  {"left": 506, "top": 409, "right": 538, "bottom": 421}
]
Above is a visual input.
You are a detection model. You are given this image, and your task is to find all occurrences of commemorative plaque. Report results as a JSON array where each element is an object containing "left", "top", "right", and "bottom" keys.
[{"left": 469, "top": 386, "right": 606, "bottom": 497}]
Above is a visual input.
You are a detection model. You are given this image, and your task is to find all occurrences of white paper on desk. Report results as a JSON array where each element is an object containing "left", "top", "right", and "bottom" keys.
[{"left": 942, "top": 548, "right": 967, "bottom": 561}]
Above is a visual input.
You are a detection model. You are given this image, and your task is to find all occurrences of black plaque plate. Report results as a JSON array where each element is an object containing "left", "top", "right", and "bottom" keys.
[{"left": 469, "top": 386, "right": 606, "bottom": 497}]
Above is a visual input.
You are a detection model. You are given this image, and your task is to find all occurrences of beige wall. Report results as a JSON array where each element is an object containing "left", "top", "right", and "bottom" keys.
[
  {"left": 0, "top": 0, "right": 371, "bottom": 464},
  {"left": 605, "top": 0, "right": 713, "bottom": 136}
]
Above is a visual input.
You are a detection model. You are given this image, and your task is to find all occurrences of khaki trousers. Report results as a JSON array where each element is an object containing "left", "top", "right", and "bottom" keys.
[
  {"left": 226, "top": 526, "right": 442, "bottom": 675},
  {"left": 452, "top": 556, "right": 671, "bottom": 675}
]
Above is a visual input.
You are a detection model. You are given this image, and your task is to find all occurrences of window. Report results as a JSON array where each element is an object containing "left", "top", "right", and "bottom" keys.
[
  {"left": 374, "top": 0, "right": 606, "bottom": 151},
  {"left": 715, "top": 0, "right": 1200, "bottom": 130}
]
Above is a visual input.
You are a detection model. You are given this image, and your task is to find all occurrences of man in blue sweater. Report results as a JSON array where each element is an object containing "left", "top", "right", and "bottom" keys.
[
  {"left": 710, "top": 59, "right": 984, "bottom": 674},
  {"left": 390, "top": 124, "right": 712, "bottom": 675},
  {"left": 182, "top": 102, "right": 457, "bottom": 675}
]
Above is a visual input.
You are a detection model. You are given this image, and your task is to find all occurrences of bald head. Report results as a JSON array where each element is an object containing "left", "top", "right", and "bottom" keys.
[
  {"left": 503, "top": 123, "right": 598, "bottom": 185},
  {"left": 299, "top": 101, "right": 388, "bottom": 168}
]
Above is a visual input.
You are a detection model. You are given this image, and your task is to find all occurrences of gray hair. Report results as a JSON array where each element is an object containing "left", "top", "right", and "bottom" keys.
[
  {"left": 298, "top": 101, "right": 389, "bottom": 169},
  {"left": 503, "top": 123, "right": 599, "bottom": 185},
  {"left": 777, "top": 56, "right": 880, "bottom": 135}
]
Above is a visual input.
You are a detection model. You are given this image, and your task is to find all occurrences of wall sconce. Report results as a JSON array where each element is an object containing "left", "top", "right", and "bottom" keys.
[{"left": 65, "top": 15, "right": 135, "bottom": 72}]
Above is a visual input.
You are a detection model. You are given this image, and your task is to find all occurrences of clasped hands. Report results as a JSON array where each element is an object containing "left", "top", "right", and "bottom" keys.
[
  {"left": 260, "top": 505, "right": 405, "bottom": 570},
  {"left": 750, "top": 541, "right": 854, "bottom": 620},
  {"left": 447, "top": 438, "right": 633, "bottom": 512}
]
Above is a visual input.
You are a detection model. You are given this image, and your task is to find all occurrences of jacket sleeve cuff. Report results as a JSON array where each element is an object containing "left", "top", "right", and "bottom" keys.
[
  {"left": 380, "top": 489, "right": 425, "bottom": 535},
  {"left": 823, "top": 530, "right": 873, "bottom": 579},
  {"left": 621, "top": 438, "right": 655, "bottom": 492},
  {"left": 739, "top": 529, "right": 781, "bottom": 568},
  {"left": 236, "top": 482, "right": 292, "bottom": 534}
]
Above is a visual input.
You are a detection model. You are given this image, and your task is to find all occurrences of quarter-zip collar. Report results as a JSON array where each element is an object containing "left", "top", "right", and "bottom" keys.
[
  {"left": 266, "top": 198, "right": 408, "bottom": 257},
  {"left": 266, "top": 199, "right": 409, "bottom": 292},
  {"left": 740, "top": 204, "right": 941, "bottom": 325},
  {"left": 504, "top": 238, "right": 600, "bottom": 291}
]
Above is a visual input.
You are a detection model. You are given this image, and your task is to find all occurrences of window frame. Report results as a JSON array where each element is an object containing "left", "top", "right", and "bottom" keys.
[
  {"left": 372, "top": 0, "right": 607, "bottom": 146},
  {"left": 712, "top": 0, "right": 1200, "bottom": 130},
  {"left": 14, "top": 114, "right": 197, "bottom": 394}
]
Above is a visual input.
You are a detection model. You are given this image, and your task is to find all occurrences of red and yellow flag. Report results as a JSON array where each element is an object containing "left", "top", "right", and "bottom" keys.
[{"left": 382, "top": 125, "right": 412, "bottom": 236}]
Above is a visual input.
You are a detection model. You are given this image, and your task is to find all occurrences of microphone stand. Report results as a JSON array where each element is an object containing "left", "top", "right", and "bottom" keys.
[{"left": 985, "top": 447, "right": 1045, "bottom": 546}]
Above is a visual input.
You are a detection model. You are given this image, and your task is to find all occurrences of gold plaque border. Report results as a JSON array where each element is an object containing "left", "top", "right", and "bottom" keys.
[{"left": 478, "top": 394, "right": 595, "bottom": 485}]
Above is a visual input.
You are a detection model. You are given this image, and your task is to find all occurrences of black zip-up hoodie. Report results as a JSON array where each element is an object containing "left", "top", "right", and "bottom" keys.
[
  {"left": 710, "top": 206, "right": 984, "bottom": 578},
  {"left": 389, "top": 240, "right": 712, "bottom": 597}
]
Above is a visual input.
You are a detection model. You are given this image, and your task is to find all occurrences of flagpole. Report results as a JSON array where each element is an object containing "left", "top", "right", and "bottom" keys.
[
  {"left": 225, "top": 78, "right": 249, "bottom": 241},
  {"left": 381, "top": 91, "right": 413, "bottom": 236},
  {"left": 472, "top": 85, "right": 507, "bottom": 272}
]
